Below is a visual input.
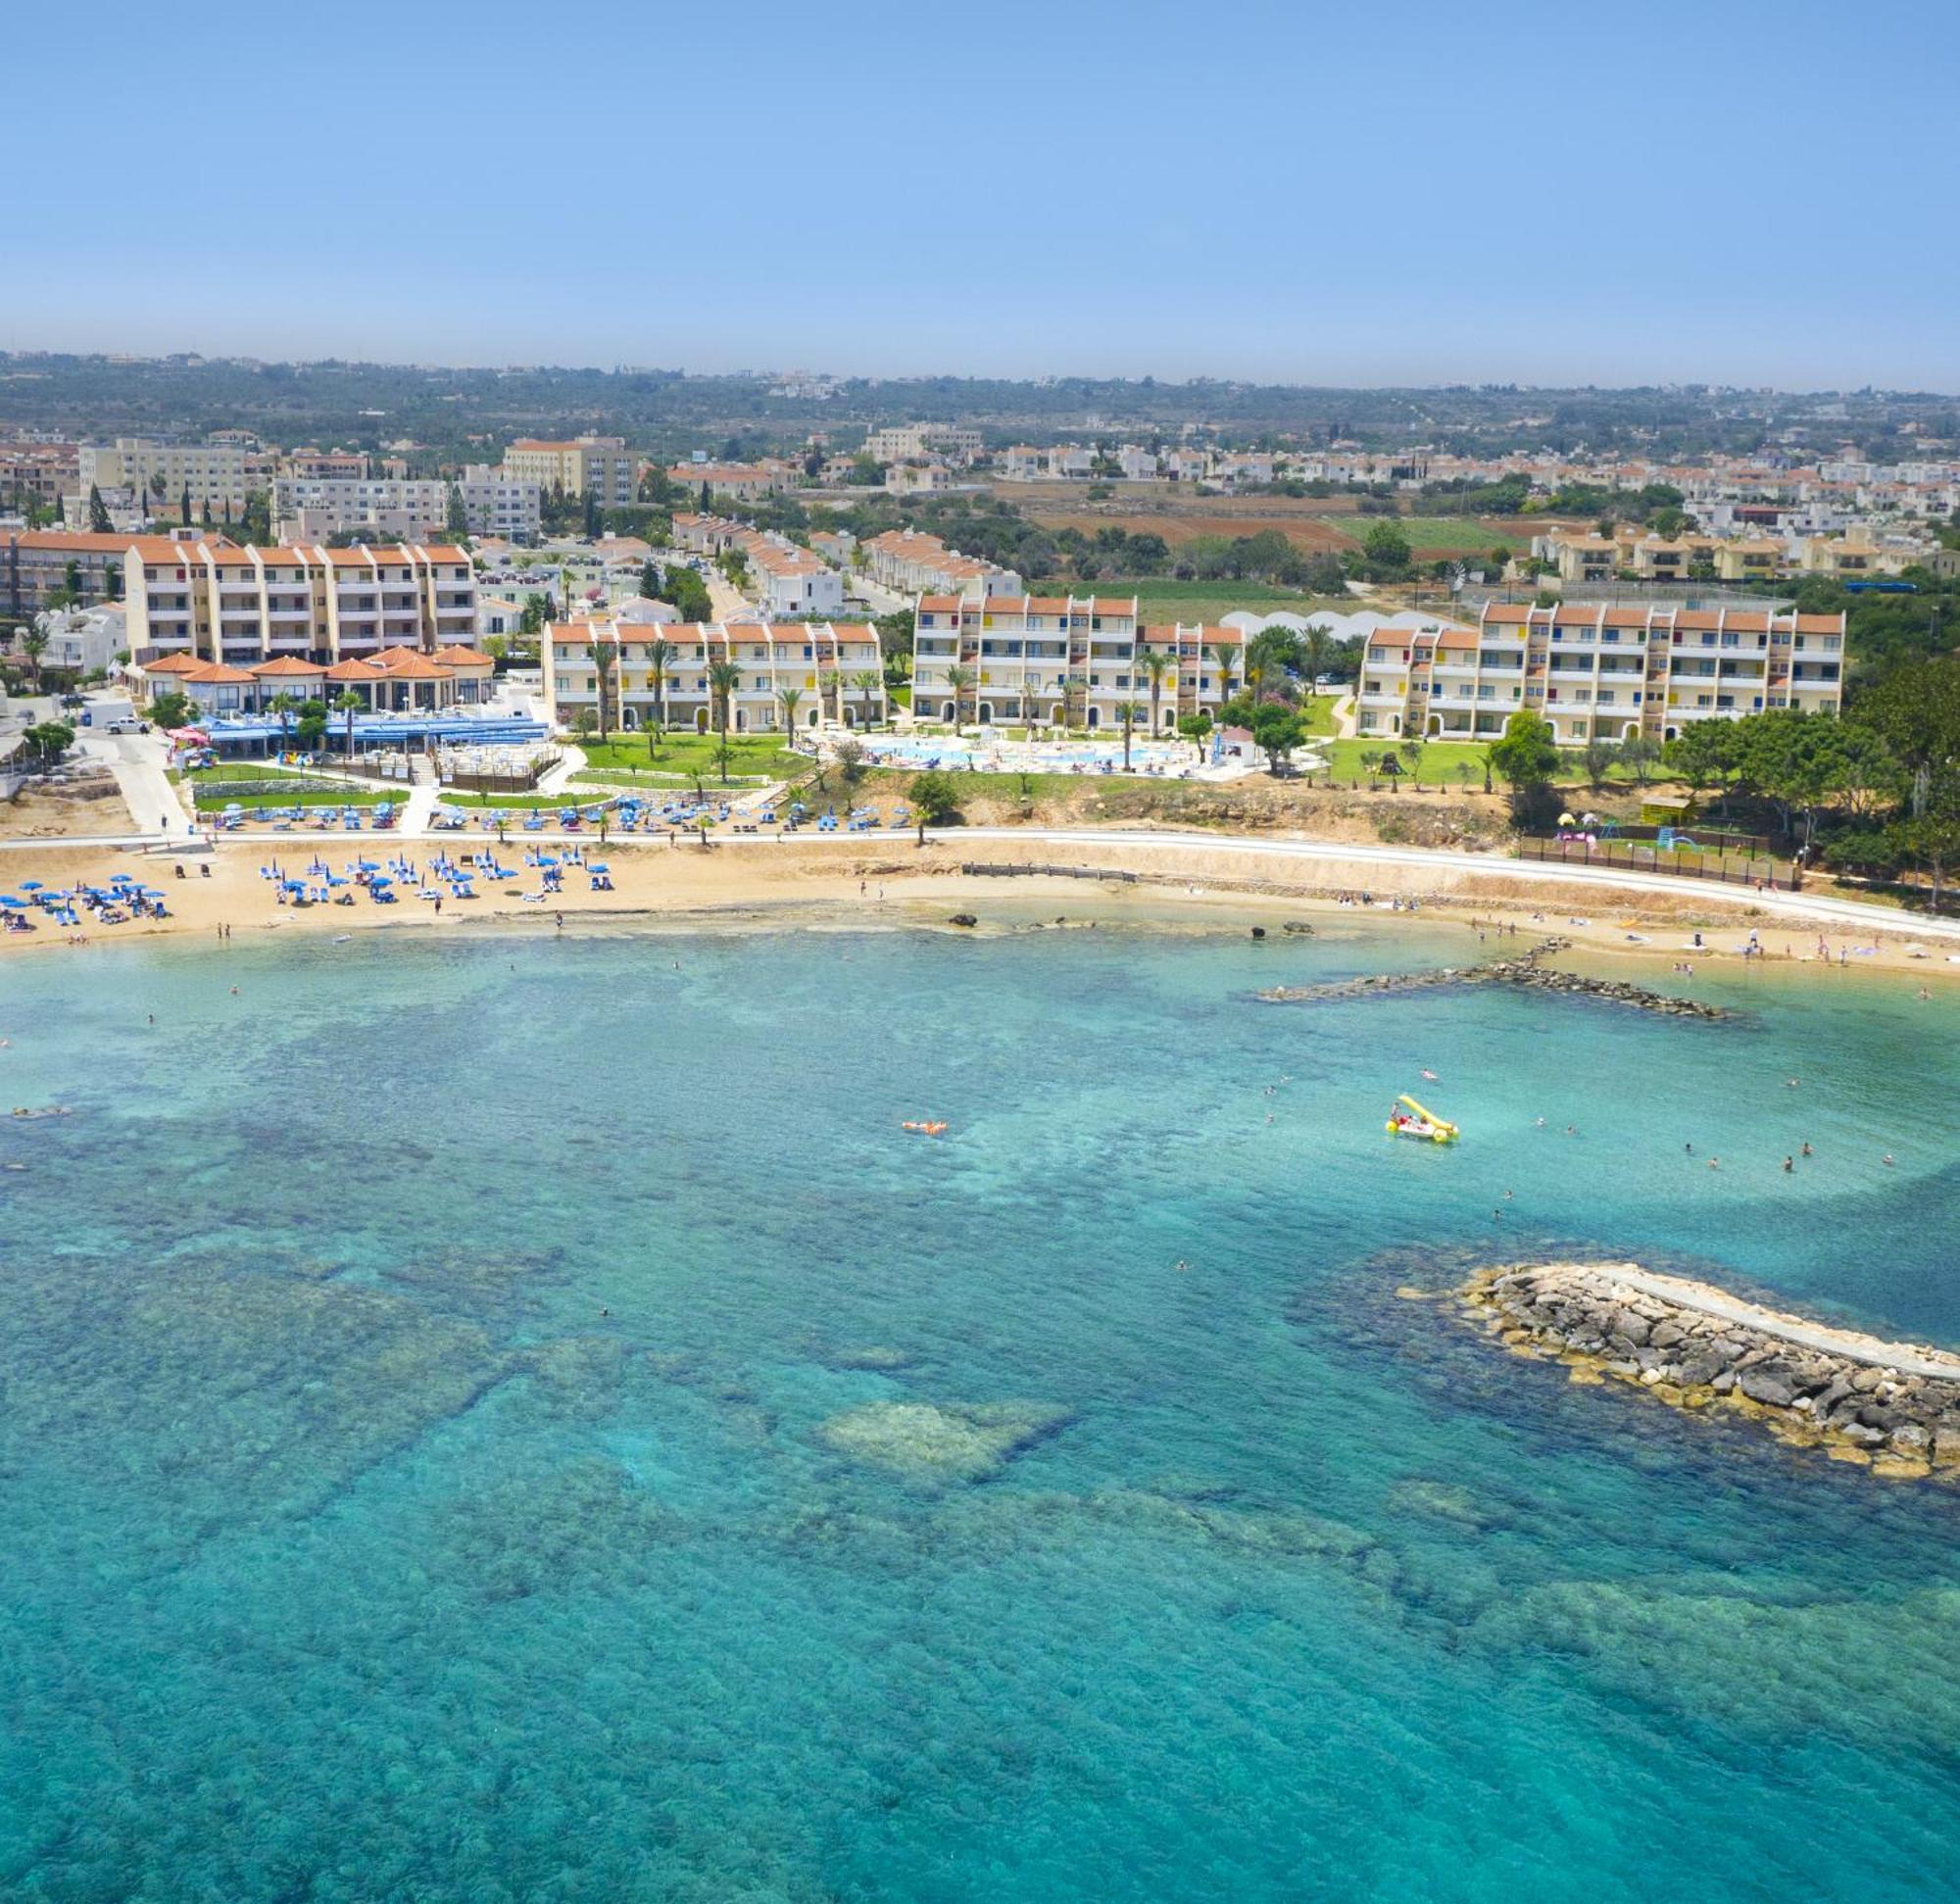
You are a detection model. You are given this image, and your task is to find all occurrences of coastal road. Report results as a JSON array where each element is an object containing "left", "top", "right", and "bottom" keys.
[
  {"left": 5, "top": 820, "right": 1960, "bottom": 946},
  {"left": 1568, "top": 1264, "right": 1960, "bottom": 1380}
]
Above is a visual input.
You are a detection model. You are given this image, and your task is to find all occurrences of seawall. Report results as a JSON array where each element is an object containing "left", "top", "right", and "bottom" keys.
[{"left": 1460, "top": 1260, "right": 1960, "bottom": 1480}]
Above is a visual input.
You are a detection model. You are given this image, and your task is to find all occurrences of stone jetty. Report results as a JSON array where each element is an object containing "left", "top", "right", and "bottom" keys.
[
  {"left": 1255, "top": 939, "right": 1729, "bottom": 1019},
  {"left": 1462, "top": 1260, "right": 1960, "bottom": 1480}
]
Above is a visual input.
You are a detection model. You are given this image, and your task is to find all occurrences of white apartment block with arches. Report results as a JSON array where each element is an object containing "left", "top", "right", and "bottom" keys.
[
  {"left": 1354, "top": 601, "right": 1846, "bottom": 748},
  {"left": 912, "top": 592, "right": 1246, "bottom": 731},
  {"left": 544, "top": 617, "right": 888, "bottom": 735}
]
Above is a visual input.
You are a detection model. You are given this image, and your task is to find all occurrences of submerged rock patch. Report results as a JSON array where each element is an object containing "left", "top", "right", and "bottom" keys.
[{"left": 817, "top": 1400, "right": 1073, "bottom": 1479}]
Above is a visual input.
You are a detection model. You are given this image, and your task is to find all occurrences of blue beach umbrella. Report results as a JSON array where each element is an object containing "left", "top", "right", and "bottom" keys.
[{"left": 19, "top": 879, "right": 43, "bottom": 892}]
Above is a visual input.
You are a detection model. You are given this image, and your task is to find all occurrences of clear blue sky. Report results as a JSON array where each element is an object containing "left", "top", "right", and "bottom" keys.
[{"left": 12, "top": 0, "right": 1957, "bottom": 388}]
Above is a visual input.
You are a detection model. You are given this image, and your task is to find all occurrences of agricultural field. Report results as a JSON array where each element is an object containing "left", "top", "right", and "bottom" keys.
[
  {"left": 1316, "top": 515, "right": 1535, "bottom": 554},
  {"left": 1016, "top": 491, "right": 1551, "bottom": 560}
]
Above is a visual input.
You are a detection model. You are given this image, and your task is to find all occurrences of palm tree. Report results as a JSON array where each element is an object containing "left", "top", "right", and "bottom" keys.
[
  {"left": 1062, "top": 672, "right": 1088, "bottom": 731},
  {"left": 1116, "top": 700, "right": 1143, "bottom": 770},
  {"left": 1021, "top": 673, "right": 1044, "bottom": 736},
  {"left": 1209, "top": 641, "right": 1238, "bottom": 709},
  {"left": 269, "top": 692, "right": 298, "bottom": 755},
  {"left": 944, "top": 662, "right": 974, "bottom": 730},
  {"left": 19, "top": 627, "right": 48, "bottom": 696},
  {"left": 775, "top": 684, "right": 804, "bottom": 737},
  {"left": 1302, "top": 624, "right": 1332, "bottom": 689},
  {"left": 646, "top": 637, "right": 675, "bottom": 740},
  {"left": 1142, "top": 649, "right": 1173, "bottom": 738},
  {"left": 589, "top": 638, "right": 616, "bottom": 744},
  {"left": 333, "top": 689, "right": 364, "bottom": 759},
  {"left": 820, "top": 665, "right": 843, "bottom": 724},
  {"left": 851, "top": 669, "right": 882, "bottom": 730},
  {"left": 707, "top": 659, "right": 741, "bottom": 782}
]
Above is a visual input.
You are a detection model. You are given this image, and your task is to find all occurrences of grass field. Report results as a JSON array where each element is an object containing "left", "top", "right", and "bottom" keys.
[
  {"left": 1318, "top": 515, "right": 1526, "bottom": 555},
  {"left": 576, "top": 735, "right": 803, "bottom": 778}
]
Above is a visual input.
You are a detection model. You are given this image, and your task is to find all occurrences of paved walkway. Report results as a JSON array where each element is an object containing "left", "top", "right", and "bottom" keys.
[
  {"left": 80, "top": 734, "right": 180, "bottom": 839},
  {"left": 1555, "top": 1263, "right": 1960, "bottom": 1379}
]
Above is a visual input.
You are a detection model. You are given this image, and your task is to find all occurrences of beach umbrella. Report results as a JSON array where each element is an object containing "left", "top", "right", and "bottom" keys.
[
  {"left": 0, "top": 897, "right": 24, "bottom": 909},
  {"left": 1557, "top": 811, "right": 1575, "bottom": 826},
  {"left": 19, "top": 879, "right": 43, "bottom": 892}
]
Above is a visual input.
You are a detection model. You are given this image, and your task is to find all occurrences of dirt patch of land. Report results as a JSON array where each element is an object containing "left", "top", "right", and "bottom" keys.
[{"left": 0, "top": 780, "right": 126, "bottom": 841}]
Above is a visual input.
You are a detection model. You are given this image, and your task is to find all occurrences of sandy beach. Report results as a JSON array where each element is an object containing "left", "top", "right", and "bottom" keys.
[{"left": 4, "top": 828, "right": 1958, "bottom": 983}]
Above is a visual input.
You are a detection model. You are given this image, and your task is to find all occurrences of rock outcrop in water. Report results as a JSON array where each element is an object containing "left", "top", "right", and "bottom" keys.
[
  {"left": 1461, "top": 1261, "right": 1960, "bottom": 1480},
  {"left": 817, "top": 1399, "right": 1073, "bottom": 1480},
  {"left": 1255, "top": 939, "right": 1730, "bottom": 1019}
]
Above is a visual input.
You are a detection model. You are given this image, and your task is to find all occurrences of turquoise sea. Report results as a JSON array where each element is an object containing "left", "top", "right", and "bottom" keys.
[{"left": 2, "top": 912, "right": 1958, "bottom": 1901}]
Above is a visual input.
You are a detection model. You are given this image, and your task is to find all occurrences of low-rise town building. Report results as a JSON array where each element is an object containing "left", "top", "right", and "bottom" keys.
[
  {"left": 502, "top": 436, "right": 635, "bottom": 508},
  {"left": 862, "top": 527, "right": 1020, "bottom": 598},
  {"left": 78, "top": 437, "right": 253, "bottom": 517}
]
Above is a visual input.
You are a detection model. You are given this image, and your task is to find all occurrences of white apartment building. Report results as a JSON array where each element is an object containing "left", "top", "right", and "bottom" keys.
[
  {"left": 17, "top": 604, "right": 125, "bottom": 675},
  {"left": 863, "top": 423, "right": 983, "bottom": 464},
  {"left": 455, "top": 465, "right": 541, "bottom": 539},
  {"left": 502, "top": 436, "right": 635, "bottom": 507},
  {"left": 78, "top": 438, "right": 252, "bottom": 516},
  {"left": 861, "top": 527, "right": 1021, "bottom": 598},
  {"left": 1353, "top": 603, "right": 1846, "bottom": 748},
  {"left": 122, "top": 539, "right": 477, "bottom": 666},
  {"left": 273, "top": 476, "right": 449, "bottom": 542},
  {"left": 912, "top": 592, "right": 1245, "bottom": 731},
  {"left": 543, "top": 617, "right": 888, "bottom": 733}
]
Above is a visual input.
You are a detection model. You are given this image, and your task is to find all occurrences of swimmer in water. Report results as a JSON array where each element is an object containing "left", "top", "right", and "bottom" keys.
[
  {"left": 1783, "top": 1156, "right": 1793, "bottom": 1173},
  {"left": 1801, "top": 1142, "right": 1812, "bottom": 1156}
]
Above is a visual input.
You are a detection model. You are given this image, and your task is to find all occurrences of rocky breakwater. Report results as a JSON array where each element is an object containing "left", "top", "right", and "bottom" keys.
[
  {"left": 1463, "top": 1260, "right": 1960, "bottom": 1481},
  {"left": 1256, "top": 940, "right": 1730, "bottom": 1020}
]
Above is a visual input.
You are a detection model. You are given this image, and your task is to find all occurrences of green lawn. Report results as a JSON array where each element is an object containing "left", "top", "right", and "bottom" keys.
[{"left": 577, "top": 734, "right": 803, "bottom": 778}]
